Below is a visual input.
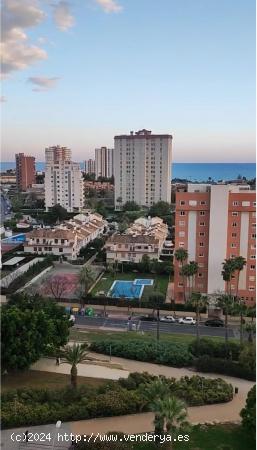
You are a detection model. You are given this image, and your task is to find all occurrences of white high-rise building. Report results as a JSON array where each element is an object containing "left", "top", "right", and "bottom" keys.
[
  {"left": 95, "top": 147, "right": 114, "bottom": 179},
  {"left": 84, "top": 158, "right": 95, "bottom": 174},
  {"left": 114, "top": 129, "right": 172, "bottom": 208},
  {"left": 45, "top": 146, "right": 83, "bottom": 212}
]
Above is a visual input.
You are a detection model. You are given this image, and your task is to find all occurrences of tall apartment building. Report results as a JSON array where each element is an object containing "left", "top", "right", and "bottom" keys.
[
  {"left": 114, "top": 129, "right": 172, "bottom": 209},
  {"left": 45, "top": 145, "right": 83, "bottom": 213},
  {"left": 174, "top": 184, "right": 256, "bottom": 305},
  {"left": 84, "top": 158, "right": 95, "bottom": 175},
  {"left": 95, "top": 147, "right": 114, "bottom": 179},
  {"left": 15, "top": 153, "right": 36, "bottom": 191}
]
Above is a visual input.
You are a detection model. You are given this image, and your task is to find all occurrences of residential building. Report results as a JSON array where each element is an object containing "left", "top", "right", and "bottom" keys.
[
  {"left": 24, "top": 212, "right": 106, "bottom": 260},
  {"left": 15, "top": 153, "right": 36, "bottom": 191},
  {"left": 114, "top": 129, "right": 172, "bottom": 208},
  {"left": 45, "top": 145, "right": 83, "bottom": 213},
  {"left": 174, "top": 184, "right": 256, "bottom": 304},
  {"left": 95, "top": 147, "right": 114, "bottom": 179},
  {"left": 105, "top": 216, "right": 168, "bottom": 263},
  {"left": 84, "top": 158, "right": 95, "bottom": 175}
]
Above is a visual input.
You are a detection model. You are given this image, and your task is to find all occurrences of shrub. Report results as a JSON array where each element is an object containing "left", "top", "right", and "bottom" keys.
[
  {"left": 90, "top": 339, "right": 193, "bottom": 367},
  {"left": 238, "top": 345, "right": 256, "bottom": 374},
  {"left": 240, "top": 385, "right": 256, "bottom": 439},
  {"left": 189, "top": 338, "right": 241, "bottom": 360},
  {"left": 195, "top": 356, "right": 255, "bottom": 381}
]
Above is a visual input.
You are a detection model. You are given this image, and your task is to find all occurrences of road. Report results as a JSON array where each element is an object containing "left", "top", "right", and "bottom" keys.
[
  {"left": 1, "top": 193, "right": 12, "bottom": 223},
  {"left": 74, "top": 316, "right": 236, "bottom": 338}
]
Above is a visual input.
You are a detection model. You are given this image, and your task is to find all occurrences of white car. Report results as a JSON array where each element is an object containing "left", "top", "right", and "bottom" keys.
[
  {"left": 178, "top": 316, "right": 196, "bottom": 325},
  {"left": 160, "top": 315, "right": 176, "bottom": 323},
  {"left": 69, "top": 314, "right": 76, "bottom": 323}
]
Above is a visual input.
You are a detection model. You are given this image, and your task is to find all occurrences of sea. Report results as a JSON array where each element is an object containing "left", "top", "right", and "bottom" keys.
[{"left": 0, "top": 162, "right": 255, "bottom": 182}]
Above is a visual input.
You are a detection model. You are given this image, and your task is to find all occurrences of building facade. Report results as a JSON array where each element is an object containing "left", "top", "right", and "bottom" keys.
[
  {"left": 174, "top": 184, "right": 256, "bottom": 304},
  {"left": 105, "top": 216, "right": 168, "bottom": 263},
  {"left": 15, "top": 153, "right": 36, "bottom": 191},
  {"left": 95, "top": 147, "right": 114, "bottom": 179},
  {"left": 114, "top": 129, "right": 172, "bottom": 209},
  {"left": 84, "top": 159, "right": 95, "bottom": 175},
  {"left": 24, "top": 213, "right": 106, "bottom": 260},
  {"left": 45, "top": 146, "right": 83, "bottom": 213}
]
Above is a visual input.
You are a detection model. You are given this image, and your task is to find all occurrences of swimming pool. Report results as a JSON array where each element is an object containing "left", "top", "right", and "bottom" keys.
[
  {"left": 1, "top": 233, "right": 26, "bottom": 243},
  {"left": 108, "top": 278, "right": 154, "bottom": 299}
]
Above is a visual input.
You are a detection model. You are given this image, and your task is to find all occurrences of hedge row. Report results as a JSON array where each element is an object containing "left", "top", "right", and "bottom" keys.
[
  {"left": 189, "top": 338, "right": 241, "bottom": 361},
  {"left": 2, "top": 372, "right": 233, "bottom": 428},
  {"left": 195, "top": 356, "right": 256, "bottom": 381},
  {"left": 90, "top": 339, "right": 193, "bottom": 367}
]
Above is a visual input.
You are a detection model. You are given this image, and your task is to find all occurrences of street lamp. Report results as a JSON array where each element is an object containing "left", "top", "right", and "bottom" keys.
[{"left": 52, "top": 420, "right": 62, "bottom": 449}]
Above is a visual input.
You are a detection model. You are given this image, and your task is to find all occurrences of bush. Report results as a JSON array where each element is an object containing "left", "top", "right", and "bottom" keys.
[
  {"left": 238, "top": 345, "right": 256, "bottom": 374},
  {"left": 240, "top": 385, "right": 256, "bottom": 439},
  {"left": 195, "top": 356, "right": 255, "bottom": 381},
  {"left": 90, "top": 339, "right": 193, "bottom": 367},
  {"left": 189, "top": 338, "right": 241, "bottom": 360}
]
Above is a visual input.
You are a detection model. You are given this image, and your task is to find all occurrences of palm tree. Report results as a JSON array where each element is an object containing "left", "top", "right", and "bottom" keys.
[
  {"left": 79, "top": 266, "right": 94, "bottom": 306},
  {"left": 233, "top": 256, "right": 246, "bottom": 298},
  {"left": 233, "top": 300, "right": 247, "bottom": 346},
  {"left": 174, "top": 249, "right": 188, "bottom": 302},
  {"left": 139, "top": 378, "right": 170, "bottom": 434},
  {"left": 222, "top": 258, "right": 237, "bottom": 298},
  {"left": 154, "top": 396, "right": 189, "bottom": 449},
  {"left": 245, "top": 323, "right": 256, "bottom": 343},
  {"left": 218, "top": 294, "right": 234, "bottom": 345},
  {"left": 60, "top": 343, "right": 90, "bottom": 388},
  {"left": 190, "top": 292, "right": 208, "bottom": 349}
]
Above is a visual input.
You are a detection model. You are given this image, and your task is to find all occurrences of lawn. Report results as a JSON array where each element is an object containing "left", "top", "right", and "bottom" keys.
[
  {"left": 2, "top": 370, "right": 108, "bottom": 392},
  {"left": 134, "top": 424, "right": 255, "bottom": 450},
  {"left": 91, "top": 271, "right": 169, "bottom": 299},
  {"left": 70, "top": 328, "right": 227, "bottom": 345}
]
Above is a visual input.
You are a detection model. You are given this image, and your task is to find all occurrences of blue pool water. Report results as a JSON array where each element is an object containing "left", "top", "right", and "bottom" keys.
[
  {"left": 1, "top": 233, "right": 26, "bottom": 243},
  {"left": 109, "top": 279, "right": 154, "bottom": 299},
  {"left": 134, "top": 279, "right": 154, "bottom": 286}
]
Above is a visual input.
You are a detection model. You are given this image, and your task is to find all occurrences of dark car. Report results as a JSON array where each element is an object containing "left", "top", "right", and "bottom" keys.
[
  {"left": 138, "top": 315, "right": 157, "bottom": 322},
  {"left": 205, "top": 318, "right": 224, "bottom": 327}
]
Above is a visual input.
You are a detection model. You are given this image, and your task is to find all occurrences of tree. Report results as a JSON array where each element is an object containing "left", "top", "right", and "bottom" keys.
[
  {"left": 240, "top": 385, "right": 256, "bottom": 439},
  {"left": 245, "top": 323, "right": 256, "bottom": 343},
  {"left": 154, "top": 396, "right": 189, "bottom": 449},
  {"left": 222, "top": 258, "right": 237, "bottom": 298},
  {"left": 181, "top": 261, "right": 198, "bottom": 300},
  {"left": 122, "top": 201, "right": 140, "bottom": 211},
  {"left": 149, "top": 292, "right": 165, "bottom": 341},
  {"left": 139, "top": 378, "right": 170, "bottom": 434},
  {"left": 2, "top": 293, "right": 71, "bottom": 372},
  {"left": 45, "top": 275, "right": 69, "bottom": 300},
  {"left": 174, "top": 249, "right": 188, "bottom": 302},
  {"left": 60, "top": 343, "right": 90, "bottom": 388},
  {"left": 233, "top": 256, "right": 246, "bottom": 298},
  {"left": 233, "top": 300, "right": 247, "bottom": 346},
  {"left": 189, "top": 292, "right": 208, "bottom": 349},
  {"left": 149, "top": 201, "right": 170, "bottom": 218},
  {"left": 79, "top": 267, "right": 94, "bottom": 305},
  {"left": 218, "top": 294, "right": 234, "bottom": 345},
  {"left": 116, "top": 196, "right": 122, "bottom": 209},
  {"left": 50, "top": 204, "right": 69, "bottom": 222},
  {"left": 138, "top": 254, "right": 151, "bottom": 273}
]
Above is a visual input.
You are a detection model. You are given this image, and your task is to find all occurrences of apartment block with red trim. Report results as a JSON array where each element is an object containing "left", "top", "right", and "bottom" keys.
[
  {"left": 15, "top": 153, "right": 36, "bottom": 191},
  {"left": 174, "top": 184, "right": 256, "bottom": 305}
]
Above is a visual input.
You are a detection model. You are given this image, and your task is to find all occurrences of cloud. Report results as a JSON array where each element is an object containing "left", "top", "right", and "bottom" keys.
[
  {"left": 27, "top": 76, "right": 60, "bottom": 91},
  {"left": 0, "top": 96, "right": 7, "bottom": 102},
  {"left": 53, "top": 1, "right": 75, "bottom": 31},
  {"left": 1, "top": 0, "right": 47, "bottom": 76},
  {"left": 95, "top": 0, "right": 122, "bottom": 13}
]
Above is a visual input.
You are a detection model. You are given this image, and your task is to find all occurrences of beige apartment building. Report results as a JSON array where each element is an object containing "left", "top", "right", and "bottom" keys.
[
  {"left": 95, "top": 147, "right": 114, "bottom": 179},
  {"left": 114, "top": 129, "right": 172, "bottom": 208},
  {"left": 24, "top": 213, "right": 106, "bottom": 260},
  {"left": 174, "top": 184, "right": 256, "bottom": 305},
  {"left": 106, "top": 216, "right": 168, "bottom": 263}
]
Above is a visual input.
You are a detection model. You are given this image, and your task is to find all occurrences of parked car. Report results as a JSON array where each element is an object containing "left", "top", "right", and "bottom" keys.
[
  {"left": 178, "top": 316, "right": 196, "bottom": 325},
  {"left": 205, "top": 318, "right": 224, "bottom": 327},
  {"left": 160, "top": 315, "right": 176, "bottom": 323},
  {"left": 138, "top": 315, "right": 157, "bottom": 321}
]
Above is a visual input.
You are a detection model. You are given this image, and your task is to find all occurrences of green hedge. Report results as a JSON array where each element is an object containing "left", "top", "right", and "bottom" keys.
[
  {"left": 2, "top": 372, "right": 233, "bottom": 428},
  {"left": 90, "top": 339, "right": 193, "bottom": 367},
  {"left": 189, "top": 338, "right": 241, "bottom": 361},
  {"left": 195, "top": 356, "right": 256, "bottom": 381}
]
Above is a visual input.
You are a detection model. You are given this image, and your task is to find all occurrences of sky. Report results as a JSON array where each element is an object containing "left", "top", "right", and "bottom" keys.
[{"left": 1, "top": 0, "right": 256, "bottom": 162}]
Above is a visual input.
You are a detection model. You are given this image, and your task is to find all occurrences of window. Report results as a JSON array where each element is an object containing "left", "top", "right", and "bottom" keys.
[
  {"left": 199, "top": 242, "right": 204, "bottom": 247},
  {"left": 180, "top": 211, "right": 185, "bottom": 216},
  {"left": 178, "top": 282, "right": 184, "bottom": 287},
  {"left": 199, "top": 253, "right": 204, "bottom": 257},
  {"left": 250, "top": 265, "right": 255, "bottom": 270},
  {"left": 198, "top": 273, "right": 203, "bottom": 278},
  {"left": 232, "top": 233, "right": 237, "bottom": 237},
  {"left": 199, "top": 232, "right": 205, "bottom": 236},
  {"left": 232, "top": 212, "right": 238, "bottom": 216},
  {"left": 180, "top": 200, "right": 185, "bottom": 206},
  {"left": 253, "top": 202, "right": 256, "bottom": 206},
  {"left": 242, "top": 201, "right": 250, "bottom": 207},
  {"left": 231, "top": 243, "right": 237, "bottom": 248},
  {"left": 34, "top": 247, "right": 37, "bottom": 251},
  {"left": 249, "top": 276, "right": 255, "bottom": 281},
  {"left": 200, "top": 211, "right": 205, "bottom": 216},
  {"left": 200, "top": 201, "right": 206, "bottom": 205},
  {"left": 199, "top": 222, "right": 205, "bottom": 226},
  {"left": 179, "top": 231, "right": 185, "bottom": 237},
  {"left": 198, "top": 263, "right": 204, "bottom": 268},
  {"left": 232, "top": 222, "right": 238, "bottom": 227},
  {"left": 189, "top": 200, "right": 197, "bottom": 206},
  {"left": 249, "top": 287, "right": 255, "bottom": 291},
  {"left": 252, "top": 223, "right": 256, "bottom": 228},
  {"left": 179, "top": 242, "right": 185, "bottom": 247},
  {"left": 250, "top": 255, "right": 256, "bottom": 259},
  {"left": 252, "top": 234, "right": 256, "bottom": 239},
  {"left": 233, "top": 201, "right": 239, "bottom": 206},
  {"left": 179, "top": 221, "right": 185, "bottom": 226}
]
